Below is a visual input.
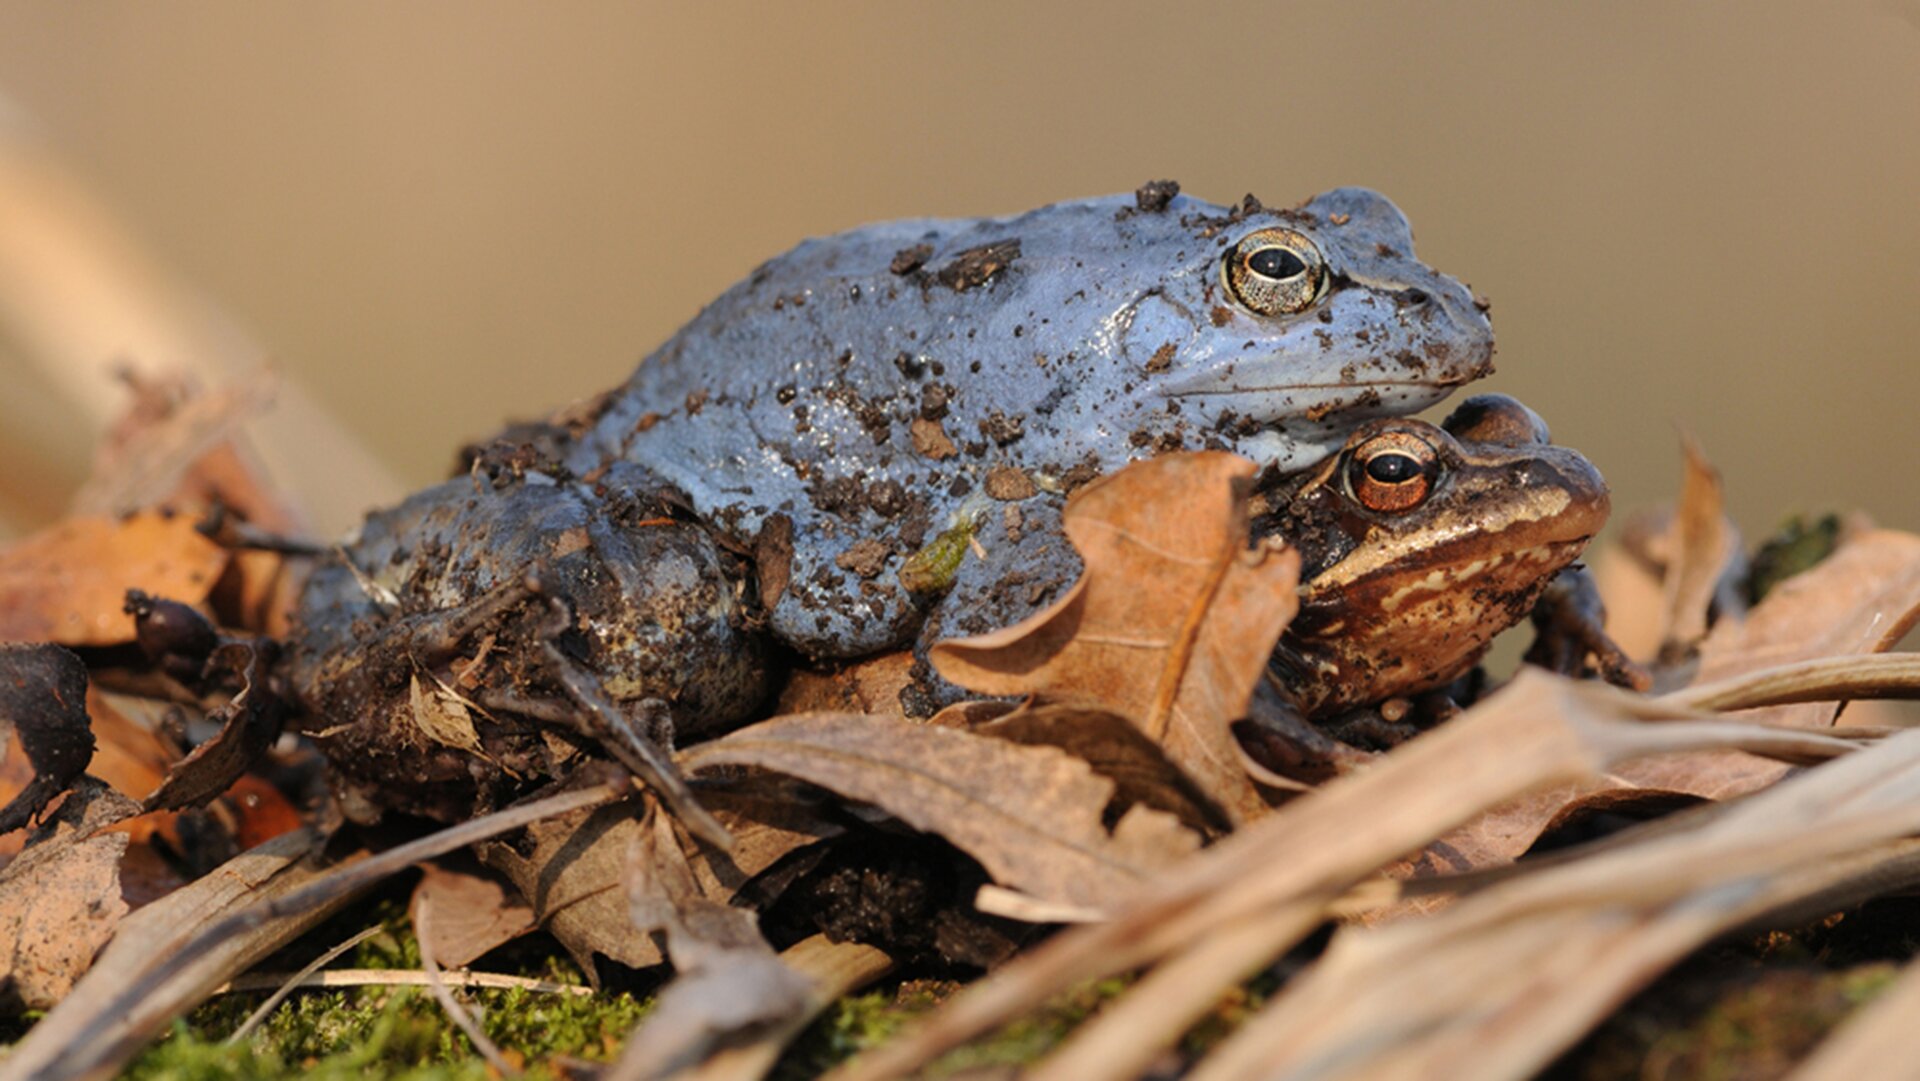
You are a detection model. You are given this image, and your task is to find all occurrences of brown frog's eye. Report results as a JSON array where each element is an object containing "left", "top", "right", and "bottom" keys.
[
  {"left": 1222, "top": 226, "right": 1327, "bottom": 317},
  {"left": 1346, "top": 431, "right": 1441, "bottom": 513}
]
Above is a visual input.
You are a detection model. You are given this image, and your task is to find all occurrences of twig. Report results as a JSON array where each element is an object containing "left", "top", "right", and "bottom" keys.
[
  {"left": 416, "top": 894, "right": 518, "bottom": 1076},
  {"left": 1659, "top": 654, "right": 1920, "bottom": 713},
  {"left": 224, "top": 925, "right": 384, "bottom": 1044},
  {"left": 216, "top": 969, "right": 593, "bottom": 996}
]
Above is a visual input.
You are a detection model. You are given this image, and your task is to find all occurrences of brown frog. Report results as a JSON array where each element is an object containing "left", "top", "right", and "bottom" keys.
[{"left": 1262, "top": 394, "right": 1615, "bottom": 727}]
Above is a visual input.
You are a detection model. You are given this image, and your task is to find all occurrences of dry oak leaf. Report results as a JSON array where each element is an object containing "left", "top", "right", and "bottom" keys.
[
  {"left": 679, "top": 712, "right": 1201, "bottom": 912},
  {"left": 930, "top": 451, "right": 1300, "bottom": 824},
  {"left": 0, "top": 511, "right": 227, "bottom": 647}
]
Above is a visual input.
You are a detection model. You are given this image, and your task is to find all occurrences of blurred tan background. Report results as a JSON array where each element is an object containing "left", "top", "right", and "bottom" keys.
[{"left": 0, "top": 2, "right": 1916, "bottom": 542}]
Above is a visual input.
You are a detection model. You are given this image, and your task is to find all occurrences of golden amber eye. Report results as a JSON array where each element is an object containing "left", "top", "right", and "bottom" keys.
[
  {"left": 1222, "top": 226, "right": 1327, "bottom": 316},
  {"left": 1346, "top": 431, "right": 1440, "bottom": 513}
]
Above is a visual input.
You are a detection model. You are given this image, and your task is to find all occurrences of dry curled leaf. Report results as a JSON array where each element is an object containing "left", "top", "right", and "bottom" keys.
[
  {"left": 0, "top": 511, "right": 227, "bottom": 647},
  {"left": 1625, "top": 526, "right": 1920, "bottom": 797},
  {"left": 74, "top": 366, "right": 302, "bottom": 534},
  {"left": 680, "top": 712, "right": 1201, "bottom": 912},
  {"left": 930, "top": 452, "right": 1300, "bottom": 824},
  {"left": 974, "top": 703, "right": 1228, "bottom": 836},
  {"left": 140, "top": 642, "right": 285, "bottom": 814}
]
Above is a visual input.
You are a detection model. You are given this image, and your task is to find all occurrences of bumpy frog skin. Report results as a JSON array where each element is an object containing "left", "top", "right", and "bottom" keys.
[
  {"left": 565, "top": 186, "right": 1494, "bottom": 658},
  {"left": 1265, "top": 395, "right": 1609, "bottom": 719}
]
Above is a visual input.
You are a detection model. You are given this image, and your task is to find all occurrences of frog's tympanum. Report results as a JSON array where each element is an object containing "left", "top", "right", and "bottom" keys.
[
  {"left": 1264, "top": 394, "right": 1609, "bottom": 721},
  {"left": 290, "top": 184, "right": 1501, "bottom": 820}
]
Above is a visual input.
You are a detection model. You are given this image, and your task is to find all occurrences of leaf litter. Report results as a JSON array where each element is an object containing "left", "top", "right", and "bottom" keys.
[{"left": 7, "top": 375, "right": 1920, "bottom": 1081}]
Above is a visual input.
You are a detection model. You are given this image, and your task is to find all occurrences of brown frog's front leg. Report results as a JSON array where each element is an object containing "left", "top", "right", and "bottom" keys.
[
  {"left": 1312, "top": 688, "right": 1468, "bottom": 752},
  {"left": 1523, "top": 566, "right": 1650, "bottom": 691}
]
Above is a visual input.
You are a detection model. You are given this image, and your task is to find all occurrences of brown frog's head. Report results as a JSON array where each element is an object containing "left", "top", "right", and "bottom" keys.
[{"left": 1265, "top": 394, "right": 1608, "bottom": 719}]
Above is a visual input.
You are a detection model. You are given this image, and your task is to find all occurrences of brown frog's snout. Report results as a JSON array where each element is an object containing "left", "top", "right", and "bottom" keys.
[{"left": 1510, "top": 446, "right": 1611, "bottom": 545}]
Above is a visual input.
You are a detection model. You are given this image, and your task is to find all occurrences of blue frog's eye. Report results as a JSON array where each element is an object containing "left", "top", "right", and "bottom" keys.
[{"left": 1223, "top": 226, "right": 1327, "bottom": 317}]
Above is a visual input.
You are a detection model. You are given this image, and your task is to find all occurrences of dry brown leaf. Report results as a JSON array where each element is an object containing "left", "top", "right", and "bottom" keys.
[
  {"left": 1589, "top": 539, "right": 1666, "bottom": 663},
  {"left": 0, "top": 511, "right": 227, "bottom": 646},
  {"left": 54, "top": 689, "right": 299, "bottom": 860},
  {"left": 930, "top": 452, "right": 1300, "bottom": 824},
  {"left": 410, "top": 860, "right": 537, "bottom": 969},
  {"left": 209, "top": 547, "right": 304, "bottom": 639},
  {"left": 681, "top": 712, "right": 1201, "bottom": 912},
  {"left": 926, "top": 699, "right": 1017, "bottom": 728},
  {"left": 79, "top": 692, "right": 175, "bottom": 817},
  {"left": 1, "top": 683, "right": 295, "bottom": 897},
  {"left": 7, "top": 782, "right": 626, "bottom": 1081},
  {"left": 974, "top": 703, "right": 1229, "bottom": 835},
  {"left": 1624, "top": 526, "right": 1920, "bottom": 797},
  {"left": 1655, "top": 435, "right": 1738, "bottom": 663},
  {"left": 0, "top": 827, "right": 353, "bottom": 1081},
  {"left": 478, "top": 787, "right": 839, "bottom": 975},
  {"left": 0, "top": 778, "right": 137, "bottom": 1012}
]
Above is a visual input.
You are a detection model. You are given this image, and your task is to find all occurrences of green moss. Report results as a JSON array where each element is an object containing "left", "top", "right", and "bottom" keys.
[
  {"left": 777, "top": 975, "right": 1140, "bottom": 1079},
  {"left": 1552, "top": 957, "right": 1903, "bottom": 1081},
  {"left": 91, "top": 898, "right": 653, "bottom": 1081},
  {"left": 1746, "top": 513, "right": 1842, "bottom": 604},
  {"left": 1640, "top": 963, "right": 1897, "bottom": 1080},
  {"left": 114, "top": 969, "right": 652, "bottom": 1081}
]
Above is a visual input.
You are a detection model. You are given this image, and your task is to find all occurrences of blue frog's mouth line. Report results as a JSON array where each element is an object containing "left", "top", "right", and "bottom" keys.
[{"left": 1159, "top": 375, "right": 1478, "bottom": 399}]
